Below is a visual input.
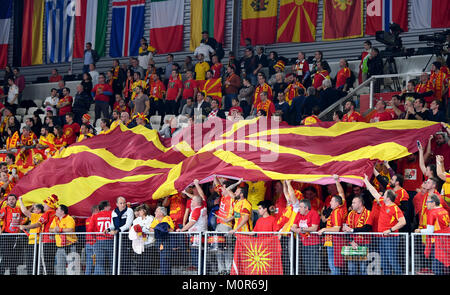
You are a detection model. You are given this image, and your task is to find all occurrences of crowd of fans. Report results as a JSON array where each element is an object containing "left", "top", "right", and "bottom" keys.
[{"left": 0, "top": 33, "right": 449, "bottom": 275}]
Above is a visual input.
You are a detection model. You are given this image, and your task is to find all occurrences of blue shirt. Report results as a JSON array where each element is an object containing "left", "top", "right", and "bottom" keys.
[{"left": 84, "top": 50, "right": 93, "bottom": 65}]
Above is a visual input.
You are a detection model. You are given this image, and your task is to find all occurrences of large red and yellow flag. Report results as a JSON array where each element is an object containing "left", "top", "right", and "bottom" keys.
[
  {"left": 12, "top": 119, "right": 442, "bottom": 217},
  {"left": 277, "top": 0, "right": 318, "bottom": 43},
  {"left": 231, "top": 235, "right": 283, "bottom": 275},
  {"left": 241, "top": 0, "right": 277, "bottom": 45},
  {"left": 322, "top": 0, "right": 363, "bottom": 41}
]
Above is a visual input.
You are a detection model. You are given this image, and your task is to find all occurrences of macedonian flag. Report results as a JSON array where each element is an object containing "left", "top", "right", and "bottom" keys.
[
  {"left": 322, "top": 0, "right": 363, "bottom": 41},
  {"left": 231, "top": 235, "right": 283, "bottom": 275},
  {"left": 241, "top": 0, "right": 277, "bottom": 45},
  {"left": 12, "top": 119, "right": 442, "bottom": 217},
  {"left": 277, "top": 0, "right": 318, "bottom": 43}
]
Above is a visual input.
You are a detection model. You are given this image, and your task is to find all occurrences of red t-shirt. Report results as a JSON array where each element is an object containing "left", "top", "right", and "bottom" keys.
[
  {"left": 0, "top": 206, "right": 22, "bottom": 233},
  {"left": 182, "top": 79, "right": 197, "bottom": 99},
  {"left": 63, "top": 122, "right": 81, "bottom": 145},
  {"left": 166, "top": 78, "right": 183, "bottom": 101},
  {"left": 39, "top": 209, "right": 56, "bottom": 243},
  {"left": 169, "top": 194, "right": 186, "bottom": 227},
  {"left": 253, "top": 215, "right": 277, "bottom": 232},
  {"left": 92, "top": 83, "right": 113, "bottom": 103},
  {"left": 427, "top": 206, "right": 450, "bottom": 233},
  {"left": 58, "top": 96, "right": 73, "bottom": 116},
  {"left": 292, "top": 209, "right": 320, "bottom": 246},
  {"left": 431, "top": 141, "right": 450, "bottom": 171},
  {"left": 85, "top": 215, "right": 96, "bottom": 245},
  {"left": 396, "top": 157, "right": 424, "bottom": 192},
  {"left": 90, "top": 210, "right": 114, "bottom": 240},
  {"left": 377, "top": 202, "right": 404, "bottom": 232},
  {"left": 336, "top": 67, "right": 351, "bottom": 89},
  {"left": 371, "top": 111, "right": 393, "bottom": 122}
]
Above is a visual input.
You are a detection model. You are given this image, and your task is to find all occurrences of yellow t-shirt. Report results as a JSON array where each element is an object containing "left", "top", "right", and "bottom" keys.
[
  {"left": 29, "top": 212, "right": 43, "bottom": 245},
  {"left": 50, "top": 215, "right": 77, "bottom": 247},
  {"left": 233, "top": 199, "right": 253, "bottom": 232},
  {"left": 195, "top": 62, "right": 210, "bottom": 81},
  {"left": 247, "top": 181, "right": 266, "bottom": 210},
  {"left": 442, "top": 173, "right": 450, "bottom": 203},
  {"left": 150, "top": 216, "right": 175, "bottom": 231}
]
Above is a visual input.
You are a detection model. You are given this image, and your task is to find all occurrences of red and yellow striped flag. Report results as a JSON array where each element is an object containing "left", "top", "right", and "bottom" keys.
[
  {"left": 277, "top": 0, "right": 318, "bottom": 43},
  {"left": 13, "top": 119, "right": 442, "bottom": 217}
]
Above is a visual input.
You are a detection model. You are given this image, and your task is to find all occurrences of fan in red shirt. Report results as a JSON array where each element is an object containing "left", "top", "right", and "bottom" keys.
[
  {"left": 370, "top": 100, "right": 393, "bottom": 122},
  {"left": 396, "top": 153, "right": 424, "bottom": 193},
  {"left": 255, "top": 91, "right": 275, "bottom": 117},
  {"left": 162, "top": 193, "right": 187, "bottom": 229},
  {"left": 62, "top": 112, "right": 80, "bottom": 146},
  {"left": 415, "top": 193, "right": 450, "bottom": 274},
  {"left": 84, "top": 204, "right": 99, "bottom": 275},
  {"left": 210, "top": 55, "right": 223, "bottom": 79},
  {"left": 415, "top": 73, "right": 435, "bottom": 105},
  {"left": 253, "top": 200, "right": 277, "bottom": 233},
  {"left": 56, "top": 87, "right": 73, "bottom": 121},
  {"left": 182, "top": 71, "right": 198, "bottom": 100},
  {"left": 312, "top": 61, "right": 330, "bottom": 91},
  {"left": 363, "top": 174, "right": 406, "bottom": 275},
  {"left": 165, "top": 70, "right": 183, "bottom": 115},
  {"left": 335, "top": 59, "right": 352, "bottom": 91},
  {"left": 88, "top": 200, "right": 114, "bottom": 275},
  {"left": 49, "top": 69, "right": 63, "bottom": 83},
  {"left": 342, "top": 100, "right": 363, "bottom": 122},
  {"left": 0, "top": 194, "right": 25, "bottom": 275},
  {"left": 291, "top": 198, "right": 321, "bottom": 275}
]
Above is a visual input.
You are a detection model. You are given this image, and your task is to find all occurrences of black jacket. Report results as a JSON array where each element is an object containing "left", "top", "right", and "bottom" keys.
[{"left": 73, "top": 92, "right": 93, "bottom": 112}]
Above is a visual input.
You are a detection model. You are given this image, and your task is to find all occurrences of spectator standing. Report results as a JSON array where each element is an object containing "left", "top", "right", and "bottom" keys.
[
  {"left": 83, "top": 42, "right": 99, "bottom": 74},
  {"left": 50, "top": 204, "right": 78, "bottom": 275},
  {"left": 129, "top": 204, "right": 155, "bottom": 275},
  {"left": 0, "top": 194, "right": 25, "bottom": 275},
  {"left": 12, "top": 68, "right": 25, "bottom": 102},
  {"left": 56, "top": 87, "right": 73, "bottom": 126},
  {"left": 43, "top": 88, "right": 59, "bottom": 116},
  {"left": 92, "top": 74, "right": 113, "bottom": 123},
  {"left": 73, "top": 84, "right": 93, "bottom": 125},
  {"left": 5, "top": 78, "right": 19, "bottom": 114},
  {"left": 90, "top": 200, "right": 114, "bottom": 275},
  {"left": 89, "top": 64, "right": 99, "bottom": 86}
]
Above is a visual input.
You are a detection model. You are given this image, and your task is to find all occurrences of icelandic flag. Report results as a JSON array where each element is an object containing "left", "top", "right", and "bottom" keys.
[
  {"left": 0, "top": 0, "right": 12, "bottom": 69},
  {"left": 366, "top": 0, "right": 408, "bottom": 36},
  {"left": 45, "top": 0, "right": 75, "bottom": 63},
  {"left": 110, "top": 0, "right": 146, "bottom": 58}
]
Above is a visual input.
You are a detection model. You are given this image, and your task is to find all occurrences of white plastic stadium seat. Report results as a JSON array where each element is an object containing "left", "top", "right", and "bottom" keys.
[
  {"left": 15, "top": 115, "right": 22, "bottom": 123},
  {"left": 16, "top": 108, "right": 26, "bottom": 116},
  {"left": 27, "top": 107, "right": 38, "bottom": 115}
]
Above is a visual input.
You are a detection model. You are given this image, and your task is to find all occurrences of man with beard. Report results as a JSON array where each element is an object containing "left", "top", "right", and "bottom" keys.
[{"left": 342, "top": 100, "right": 363, "bottom": 122}]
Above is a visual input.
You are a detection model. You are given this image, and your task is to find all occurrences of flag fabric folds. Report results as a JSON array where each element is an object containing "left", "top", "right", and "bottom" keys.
[
  {"left": 231, "top": 235, "right": 283, "bottom": 275},
  {"left": 322, "top": 0, "right": 363, "bottom": 41},
  {"left": 276, "top": 0, "right": 318, "bottom": 43},
  {"left": 190, "top": 0, "right": 226, "bottom": 51},
  {"left": 13, "top": 119, "right": 442, "bottom": 217},
  {"left": 0, "top": 0, "right": 12, "bottom": 69},
  {"left": 21, "top": 0, "right": 45, "bottom": 66},
  {"left": 410, "top": 0, "right": 450, "bottom": 30},
  {"left": 150, "top": 0, "right": 184, "bottom": 54},
  {"left": 366, "top": 0, "right": 408, "bottom": 36},
  {"left": 73, "top": 0, "right": 109, "bottom": 58},
  {"left": 45, "top": 0, "right": 75, "bottom": 64},
  {"left": 110, "top": 0, "right": 146, "bottom": 58},
  {"left": 240, "top": 0, "right": 277, "bottom": 46}
]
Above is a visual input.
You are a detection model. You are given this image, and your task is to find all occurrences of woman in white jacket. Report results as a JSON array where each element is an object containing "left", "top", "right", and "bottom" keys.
[{"left": 129, "top": 204, "right": 155, "bottom": 275}]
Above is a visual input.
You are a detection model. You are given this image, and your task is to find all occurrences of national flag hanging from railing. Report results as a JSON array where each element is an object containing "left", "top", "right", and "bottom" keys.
[
  {"left": 110, "top": 0, "right": 146, "bottom": 58},
  {"left": 190, "top": 0, "right": 226, "bottom": 51},
  {"left": 322, "top": 0, "right": 363, "bottom": 41},
  {"left": 0, "top": 0, "right": 12, "bottom": 69},
  {"left": 150, "top": 0, "right": 184, "bottom": 54},
  {"left": 276, "top": 0, "right": 318, "bottom": 43},
  {"left": 240, "top": 0, "right": 277, "bottom": 46},
  {"left": 366, "top": 0, "right": 408, "bottom": 36},
  {"left": 45, "top": 0, "right": 75, "bottom": 64},
  {"left": 73, "top": 0, "right": 109, "bottom": 58},
  {"left": 13, "top": 120, "right": 442, "bottom": 217},
  {"left": 231, "top": 235, "right": 283, "bottom": 275}
]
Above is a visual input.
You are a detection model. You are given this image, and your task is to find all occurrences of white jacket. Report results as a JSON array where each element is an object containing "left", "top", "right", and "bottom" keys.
[{"left": 129, "top": 215, "right": 155, "bottom": 254}]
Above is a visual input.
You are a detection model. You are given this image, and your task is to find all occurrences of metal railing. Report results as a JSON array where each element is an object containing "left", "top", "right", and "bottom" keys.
[
  {"left": 318, "top": 72, "right": 426, "bottom": 121},
  {"left": 2, "top": 231, "right": 450, "bottom": 275}
]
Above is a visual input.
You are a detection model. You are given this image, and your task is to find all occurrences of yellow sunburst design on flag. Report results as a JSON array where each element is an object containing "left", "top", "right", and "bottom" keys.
[
  {"left": 332, "top": 0, "right": 353, "bottom": 10},
  {"left": 242, "top": 241, "right": 272, "bottom": 275},
  {"left": 277, "top": 0, "right": 318, "bottom": 43}
]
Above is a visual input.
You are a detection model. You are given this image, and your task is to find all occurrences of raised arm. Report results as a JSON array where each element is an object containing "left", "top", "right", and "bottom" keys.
[
  {"left": 333, "top": 174, "right": 345, "bottom": 199},
  {"left": 436, "top": 155, "right": 447, "bottom": 182},
  {"left": 193, "top": 179, "right": 206, "bottom": 201},
  {"left": 417, "top": 140, "right": 427, "bottom": 176},
  {"left": 285, "top": 180, "right": 297, "bottom": 205},
  {"left": 363, "top": 173, "right": 382, "bottom": 203},
  {"left": 18, "top": 197, "right": 32, "bottom": 218}
]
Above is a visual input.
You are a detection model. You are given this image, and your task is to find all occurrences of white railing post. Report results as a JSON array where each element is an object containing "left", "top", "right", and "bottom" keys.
[{"left": 369, "top": 79, "right": 375, "bottom": 109}]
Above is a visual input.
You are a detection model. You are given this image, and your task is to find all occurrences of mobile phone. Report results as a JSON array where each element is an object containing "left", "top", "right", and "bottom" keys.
[{"left": 417, "top": 140, "right": 421, "bottom": 149}]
